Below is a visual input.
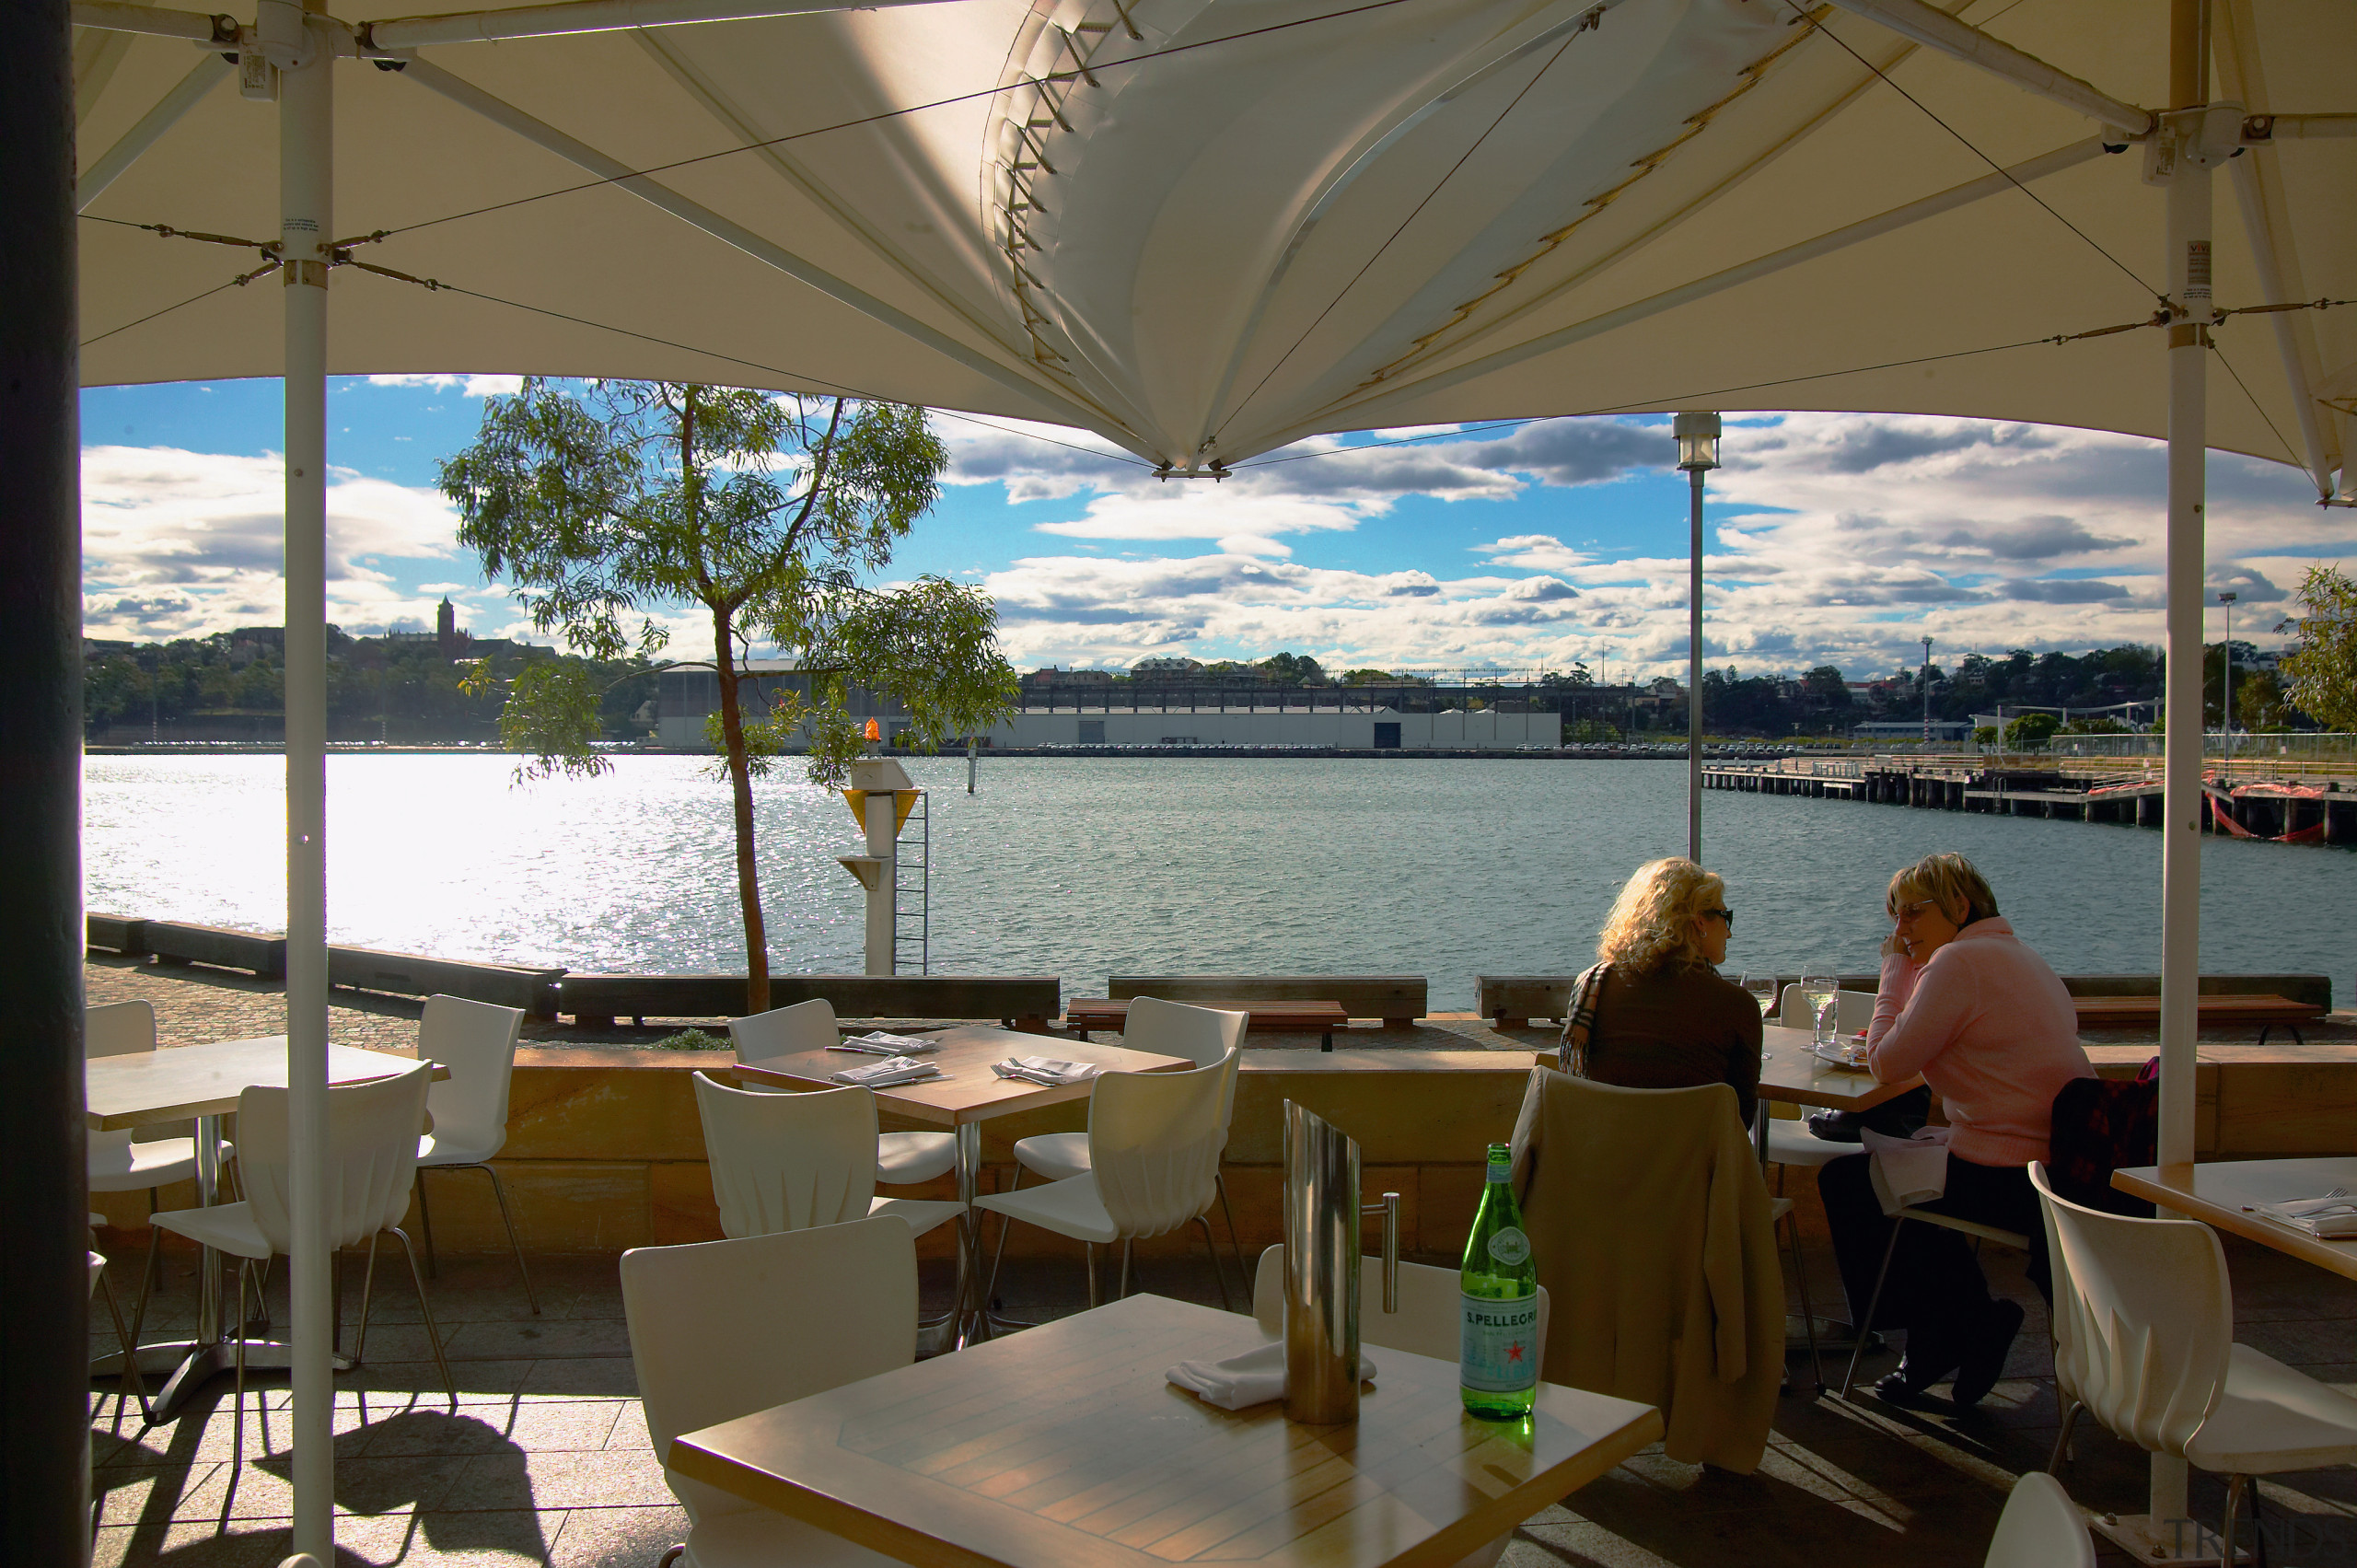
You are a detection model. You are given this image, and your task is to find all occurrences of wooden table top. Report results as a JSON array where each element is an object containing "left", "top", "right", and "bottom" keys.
[
  {"left": 2073, "top": 993, "right": 2326, "bottom": 1026},
  {"left": 1755, "top": 1024, "right": 1921, "bottom": 1112},
  {"left": 2113, "top": 1156, "right": 2357, "bottom": 1283},
  {"left": 85, "top": 1036, "right": 445, "bottom": 1132},
  {"left": 731, "top": 1024, "right": 1190, "bottom": 1129},
  {"left": 672, "top": 1292, "right": 1663, "bottom": 1568},
  {"left": 1066, "top": 1000, "right": 1351, "bottom": 1032}
]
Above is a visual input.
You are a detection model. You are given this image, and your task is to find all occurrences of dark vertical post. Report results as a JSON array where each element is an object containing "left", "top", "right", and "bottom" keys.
[{"left": 0, "top": 0, "right": 90, "bottom": 1558}]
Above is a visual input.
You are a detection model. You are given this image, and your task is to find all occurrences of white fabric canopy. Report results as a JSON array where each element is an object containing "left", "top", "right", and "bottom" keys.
[{"left": 74, "top": 0, "right": 2352, "bottom": 482}]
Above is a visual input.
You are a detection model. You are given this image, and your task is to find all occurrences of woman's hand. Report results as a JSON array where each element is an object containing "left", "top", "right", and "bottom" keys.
[{"left": 1880, "top": 926, "right": 1911, "bottom": 960}]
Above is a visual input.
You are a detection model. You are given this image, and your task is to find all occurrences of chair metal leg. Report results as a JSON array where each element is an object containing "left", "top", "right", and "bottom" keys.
[
  {"left": 125, "top": 1219, "right": 166, "bottom": 1379},
  {"left": 416, "top": 1178, "right": 438, "bottom": 1280},
  {"left": 2220, "top": 1474, "right": 2247, "bottom": 1568},
  {"left": 95, "top": 1264, "right": 153, "bottom": 1426},
  {"left": 389, "top": 1225, "right": 458, "bottom": 1403},
  {"left": 1118, "top": 1239, "right": 1133, "bottom": 1300},
  {"left": 352, "top": 1230, "right": 383, "bottom": 1366},
  {"left": 1782, "top": 1209, "right": 1825, "bottom": 1394},
  {"left": 1840, "top": 1214, "right": 1908, "bottom": 1398},
  {"left": 470, "top": 1163, "right": 539, "bottom": 1314},
  {"left": 1213, "top": 1171, "right": 1248, "bottom": 1300},
  {"left": 1086, "top": 1243, "right": 1100, "bottom": 1309},
  {"left": 227, "top": 1261, "right": 251, "bottom": 1495},
  {"left": 2047, "top": 1400, "right": 2081, "bottom": 1473},
  {"left": 1192, "top": 1215, "right": 1233, "bottom": 1311}
]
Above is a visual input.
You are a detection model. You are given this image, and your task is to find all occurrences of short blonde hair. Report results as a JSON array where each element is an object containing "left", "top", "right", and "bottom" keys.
[
  {"left": 1887, "top": 853, "right": 2000, "bottom": 926},
  {"left": 1596, "top": 858, "right": 1724, "bottom": 973}
]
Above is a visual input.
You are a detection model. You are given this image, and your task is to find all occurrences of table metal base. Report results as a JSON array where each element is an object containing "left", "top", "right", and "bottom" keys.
[
  {"left": 2093, "top": 1513, "right": 2253, "bottom": 1566},
  {"left": 91, "top": 1339, "right": 355, "bottom": 1422}
]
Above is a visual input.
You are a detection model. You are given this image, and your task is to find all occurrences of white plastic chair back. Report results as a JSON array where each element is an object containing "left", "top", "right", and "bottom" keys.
[
  {"left": 418, "top": 993, "right": 525, "bottom": 1158},
  {"left": 693, "top": 1072, "right": 879, "bottom": 1237},
  {"left": 1086, "top": 1048, "right": 1234, "bottom": 1240},
  {"left": 621, "top": 1218, "right": 915, "bottom": 1522},
  {"left": 1126, "top": 996, "right": 1248, "bottom": 1124},
  {"left": 2029, "top": 1162, "right": 2234, "bottom": 1460},
  {"left": 1778, "top": 986, "right": 1875, "bottom": 1032},
  {"left": 726, "top": 997, "right": 839, "bottom": 1063},
  {"left": 87, "top": 1001, "right": 161, "bottom": 1165},
  {"left": 1249, "top": 1245, "right": 1550, "bottom": 1377},
  {"left": 89, "top": 1250, "right": 109, "bottom": 1298},
  {"left": 1983, "top": 1471, "right": 2096, "bottom": 1568},
  {"left": 237, "top": 1061, "right": 434, "bottom": 1253}
]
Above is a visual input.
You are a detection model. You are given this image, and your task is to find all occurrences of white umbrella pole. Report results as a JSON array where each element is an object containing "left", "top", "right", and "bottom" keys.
[
  {"left": 1687, "top": 466, "right": 1704, "bottom": 863},
  {"left": 278, "top": 9, "right": 335, "bottom": 1558},
  {"left": 2148, "top": 0, "right": 2212, "bottom": 1533}
]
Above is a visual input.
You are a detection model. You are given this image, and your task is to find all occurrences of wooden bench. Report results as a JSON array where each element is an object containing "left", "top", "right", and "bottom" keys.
[
  {"left": 558, "top": 973, "right": 1060, "bottom": 1032},
  {"left": 1065, "top": 998, "right": 1352, "bottom": 1050},
  {"left": 139, "top": 920, "right": 287, "bottom": 980},
  {"left": 2073, "top": 993, "right": 2327, "bottom": 1044},
  {"left": 328, "top": 945, "right": 566, "bottom": 1018},
  {"left": 1109, "top": 974, "right": 1425, "bottom": 1028}
]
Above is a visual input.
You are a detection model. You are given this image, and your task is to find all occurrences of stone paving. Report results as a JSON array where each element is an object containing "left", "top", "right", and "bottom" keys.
[{"left": 81, "top": 957, "right": 2357, "bottom": 1567}]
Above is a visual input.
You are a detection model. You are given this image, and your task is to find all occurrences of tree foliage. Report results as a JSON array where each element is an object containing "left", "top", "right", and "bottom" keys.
[
  {"left": 439, "top": 378, "right": 1017, "bottom": 1008},
  {"left": 2279, "top": 564, "right": 2357, "bottom": 732}
]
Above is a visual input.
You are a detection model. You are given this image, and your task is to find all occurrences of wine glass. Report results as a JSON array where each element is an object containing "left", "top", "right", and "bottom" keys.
[
  {"left": 1798, "top": 966, "right": 1838, "bottom": 1050},
  {"left": 1738, "top": 973, "right": 1778, "bottom": 1020}
]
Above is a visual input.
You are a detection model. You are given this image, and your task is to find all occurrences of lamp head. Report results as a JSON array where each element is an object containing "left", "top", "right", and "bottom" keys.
[
  {"left": 2217, "top": 591, "right": 2237, "bottom": 605},
  {"left": 1673, "top": 412, "right": 1722, "bottom": 472}
]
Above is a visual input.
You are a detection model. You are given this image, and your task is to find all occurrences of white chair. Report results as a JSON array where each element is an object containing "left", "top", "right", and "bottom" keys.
[
  {"left": 978, "top": 1047, "right": 1237, "bottom": 1313},
  {"left": 2032, "top": 1163, "right": 2357, "bottom": 1567},
  {"left": 726, "top": 1000, "right": 958, "bottom": 1187},
  {"left": 622, "top": 1220, "right": 915, "bottom": 1568},
  {"left": 1007, "top": 996, "right": 1249, "bottom": 1284},
  {"left": 88, "top": 1239, "right": 149, "bottom": 1425},
  {"left": 136, "top": 1062, "right": 451, "bottom": 1461},
  {"left": 690, "top": 1073, "right": 964, "bottom": 1243},
  {"left": 1249, "top": 1247, "right": 1551, "bottom": 1568},
  {"left": 412, "top": 993, "right": 537, "bottom": 1311},
  {"left": 87, "top": 1000, "right": 218, "bottom": 1202},
  {"left": 1766, "top": 986, "right": 1882, "bottom": 1170},
  {"left": 1983, "top": 1471, "right": 2096, "bottom": 1568},
  {"left": 1777, "top": 984, "right": 1876, "bottom": 1034}
]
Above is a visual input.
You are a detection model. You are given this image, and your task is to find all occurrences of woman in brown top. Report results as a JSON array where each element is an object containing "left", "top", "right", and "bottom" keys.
[{"left": 1561, "top": 857, "right": 1761, "bottom": 1125}]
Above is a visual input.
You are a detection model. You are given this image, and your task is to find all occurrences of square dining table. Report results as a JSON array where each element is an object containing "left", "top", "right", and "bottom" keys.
[
  {"left": 2112, "top": 1156, "right": 2357, "bottom": 1283},
  {"left": 86, "top": 1033, "right": 445, "bottom": 1418},
  {"left": 672, "top": 1292, "right": 1664, "bottom": 1568},
  {"left": 731, "top": 1023, "right": 1191, "bottom": 1347}
]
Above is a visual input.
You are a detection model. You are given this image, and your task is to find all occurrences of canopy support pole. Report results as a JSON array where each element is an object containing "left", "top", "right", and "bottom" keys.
[
  {"left": 1687, "top": 467, "right": 1703, "bottom": 863},
  {"left": 75, "top": 52, "right": 231, "bottom": 210},
  {"left": 280, "top": 10, "right": 336, "bottom": 1560},
  {"left": 0, "top": 0, "right": 93, "bottom": 1557}
]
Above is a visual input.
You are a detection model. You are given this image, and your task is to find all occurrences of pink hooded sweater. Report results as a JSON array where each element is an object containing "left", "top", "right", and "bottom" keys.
[{"left": 1864, "top": 916, "right": 2095, "bottom": 1167}]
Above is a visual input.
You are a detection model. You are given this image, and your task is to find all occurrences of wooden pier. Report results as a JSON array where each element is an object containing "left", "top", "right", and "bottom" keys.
[{"left": 1702, "top": 757, "right": 2357, "bottom": 844}]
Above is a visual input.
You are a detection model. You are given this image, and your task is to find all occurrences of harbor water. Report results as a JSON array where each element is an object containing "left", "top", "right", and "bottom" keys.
[{"left": 83, "top": 754, "right": 2355, "bottom": 1012}]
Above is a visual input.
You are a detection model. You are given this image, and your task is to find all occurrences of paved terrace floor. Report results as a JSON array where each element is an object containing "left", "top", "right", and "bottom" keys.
[{"left": 83, "top": 958, "right": 2357, "bottom": 1568}]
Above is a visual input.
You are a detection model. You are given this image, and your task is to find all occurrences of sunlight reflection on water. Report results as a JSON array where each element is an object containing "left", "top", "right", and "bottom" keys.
[{"left": 83, "top": 754, "right": 2352, "bottom": 1011}]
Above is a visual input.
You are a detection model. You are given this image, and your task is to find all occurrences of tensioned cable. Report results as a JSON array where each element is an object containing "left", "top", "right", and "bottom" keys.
[
  {"left": 1211, "top": 29, "right": 1585, "bottom": 442},
  {"left": 82, "top": 275, "right": 255, "bottom": 348},
  {"left": 370, "top": 0, "right": 1431, "bottom": 241},
  {"left": 2210, "top": 340, "right": 2303, "bottom": 470},
  {"left": 1777, "top": 0, "right": 2162, "bottom": 303}
]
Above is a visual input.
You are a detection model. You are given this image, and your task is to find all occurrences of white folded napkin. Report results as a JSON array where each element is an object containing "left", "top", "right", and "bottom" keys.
[
  {"left": 827, "top": 1056, "right": 946, "bottom": 1087},
  {"left": 1165, "top": 1339, "right": 1379, "bottom": 1411},
  {"left": 2247, "top": 1196, "right": 2357, "bottom": 1238},
  {"left": 991, "top": 1055, "right": 1097, "bottom": 1086},
  {"left": 830, "top": 1029, "right": 940, "bottom": 1056},
  {"left": 1863, "top": 1125, "right": 1952, "bottom": 1215}
]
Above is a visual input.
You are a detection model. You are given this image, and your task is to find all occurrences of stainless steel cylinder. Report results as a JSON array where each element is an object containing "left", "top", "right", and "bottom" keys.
[{"left": 1283, "top": 1099, "right": 1362, "bottom": 1423}]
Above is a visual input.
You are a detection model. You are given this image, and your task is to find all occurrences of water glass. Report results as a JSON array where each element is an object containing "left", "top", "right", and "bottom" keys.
[
  {"left": 1798, "top": 967, "right": 1837, "bottom": 1048},
  {"left": 1737, "top": 973, "right": 1777, "bottom": 1019}
]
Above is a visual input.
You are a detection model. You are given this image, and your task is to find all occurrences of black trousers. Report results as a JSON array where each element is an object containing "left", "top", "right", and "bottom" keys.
[{"left": 1818, "top": 1152, "right": 2049, "bottom": 1357}]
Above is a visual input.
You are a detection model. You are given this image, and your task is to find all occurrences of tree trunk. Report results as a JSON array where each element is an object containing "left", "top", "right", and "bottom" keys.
[{"left": 713, "top": 602, "right": 770, "bottom": 1015}]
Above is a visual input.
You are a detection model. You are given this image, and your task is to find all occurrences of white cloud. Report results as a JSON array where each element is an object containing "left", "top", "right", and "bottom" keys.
[{"left": 365, "top": 373, "right": 524, "bottom": 398}]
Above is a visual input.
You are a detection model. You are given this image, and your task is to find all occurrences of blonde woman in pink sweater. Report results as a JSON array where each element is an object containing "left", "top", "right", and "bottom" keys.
[{"left": 1817, "top": 853, "right": 2094, "bottom": 1409}]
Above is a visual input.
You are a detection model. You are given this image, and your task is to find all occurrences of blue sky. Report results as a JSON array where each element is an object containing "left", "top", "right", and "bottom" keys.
[{"left": 79, "top": 376, "right": 2350, "bottom": 679}]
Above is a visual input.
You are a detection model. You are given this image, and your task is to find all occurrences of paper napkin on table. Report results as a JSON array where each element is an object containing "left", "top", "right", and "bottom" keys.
[
  {"left": 991, "top": 1055, "right": 1097, "bottom": 1086},
  {"left": 1165, "top": 1339, "right": 1379, "bottom": 1411},
  {"left": 832, "top": 1030, "right": 940, "bottom": 1056},
  {"left": 2248, "top": 1196, "right": 2357, "bottom": 1238},
  {"left": 1863, "top": 1125, "right": 1952, "bottom": 1215},
  {"left": 828, "top": 1056, "right": 945, "bottom": 1087}
]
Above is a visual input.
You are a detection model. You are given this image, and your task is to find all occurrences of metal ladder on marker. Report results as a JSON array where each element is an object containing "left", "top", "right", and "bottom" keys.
[{"left": 893, "top": 791, "right": 929, "bottom": 975}]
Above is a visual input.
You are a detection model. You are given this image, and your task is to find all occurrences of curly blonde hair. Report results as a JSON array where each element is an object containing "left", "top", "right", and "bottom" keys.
[{"left": 1596, "top": 857, "right": 1724, "bottom": 973}]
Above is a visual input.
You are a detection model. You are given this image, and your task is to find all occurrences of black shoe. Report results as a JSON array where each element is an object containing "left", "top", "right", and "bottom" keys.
[
  {"left": 1872, "top": 1369, "right": 1933, "bottom": 1407},
  {"left": 1952, "top": 1299, "right": 2025, "bottom": 1409}
]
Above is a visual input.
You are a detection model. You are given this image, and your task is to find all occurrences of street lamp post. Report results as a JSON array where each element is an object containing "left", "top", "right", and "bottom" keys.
[
  {"left": 1921, "top": 635, "right": 1934, "bottom": 748},
  {"left": 1675, "top": 412, "right": 1721, "bottom": 864},
  {"left": 2217, "top": 590, "right": 2237, "bottom": 781}
]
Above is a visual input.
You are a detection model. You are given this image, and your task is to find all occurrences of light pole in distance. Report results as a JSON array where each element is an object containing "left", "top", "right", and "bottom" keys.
[{"left": 1921, "top": 635, "right": 1934, "bottom": 748}]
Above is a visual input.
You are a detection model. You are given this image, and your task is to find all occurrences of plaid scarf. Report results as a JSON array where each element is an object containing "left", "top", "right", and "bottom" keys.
[{"left": 1556, "top": 961, "right": 1611, "bottom": 1077}]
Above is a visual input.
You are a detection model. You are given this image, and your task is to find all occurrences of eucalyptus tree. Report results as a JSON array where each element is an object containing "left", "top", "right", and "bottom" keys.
[
  {"left": 2280, "top": 564, "right": 2357, "bottom": 732},
  {"left": 440, "top": 378, "right": 1019, "bottom": 1010}
]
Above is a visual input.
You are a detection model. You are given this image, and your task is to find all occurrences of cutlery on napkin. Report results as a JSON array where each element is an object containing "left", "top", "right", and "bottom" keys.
[
  {"left": 829, "top": 1029, "right": 941, "bottom": 1055},
  {"left": 827, "top": 1056, "right": 946, "bottom": 1087},
  {"left": 990, "top": 1056, "right": 1097, "bottom": 1086}
]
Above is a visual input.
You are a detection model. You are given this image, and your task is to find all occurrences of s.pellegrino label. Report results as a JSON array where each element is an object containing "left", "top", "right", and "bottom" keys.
[{"left": 1461, "top": 1142, "right": 1539, "bottom": 1420}]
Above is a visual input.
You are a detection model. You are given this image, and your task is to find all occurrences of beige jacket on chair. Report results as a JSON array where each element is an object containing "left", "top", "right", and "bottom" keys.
[{"left": 1508, "top": 1068, "right": 1782, "bottom": 1472}]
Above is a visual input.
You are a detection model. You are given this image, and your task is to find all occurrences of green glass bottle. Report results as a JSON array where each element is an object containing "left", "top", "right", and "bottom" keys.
[{"left": 1460, "top": 1142, "right": 1540, "bottom": 1421}]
